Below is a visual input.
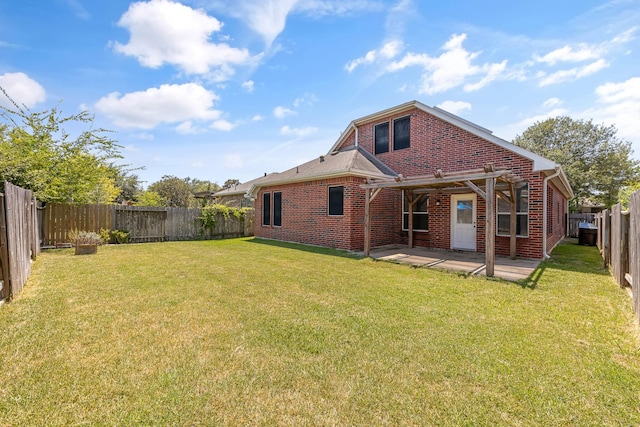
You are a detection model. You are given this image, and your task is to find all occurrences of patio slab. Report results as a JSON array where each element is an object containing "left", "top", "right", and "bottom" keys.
[{"left": 369, "top": 245, "right": 540, "bottom": 282}]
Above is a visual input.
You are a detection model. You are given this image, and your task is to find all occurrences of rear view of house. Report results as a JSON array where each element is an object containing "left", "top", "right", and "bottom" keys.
[{"left": 244, "top": 101, "right": 573, "bottom": 267}]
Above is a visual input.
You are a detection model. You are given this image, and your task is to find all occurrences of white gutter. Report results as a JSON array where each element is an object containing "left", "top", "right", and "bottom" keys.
[{"left": 543, "top": 167, "right": 561, "bottom": 259}]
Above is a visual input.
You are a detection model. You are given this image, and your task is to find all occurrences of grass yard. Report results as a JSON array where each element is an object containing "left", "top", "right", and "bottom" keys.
[{"left": 1, "top": 238, "right": 639, "bottom": 425}]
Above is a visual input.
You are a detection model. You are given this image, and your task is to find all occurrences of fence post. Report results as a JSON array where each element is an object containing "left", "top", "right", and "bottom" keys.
[
  {"left": 603, "top": 209, "right": 611, "bottom": 268},
  {"left": 0, "top": 194, "right": 10, "bottom": 300}
]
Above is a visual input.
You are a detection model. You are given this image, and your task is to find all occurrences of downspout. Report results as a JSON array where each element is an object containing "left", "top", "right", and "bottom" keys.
[
  {"left": 543, "top": 167, "right": 561, "bottom": 259},
  {"left": 353, "top": 123, "right": 359, "bottom": 148}
]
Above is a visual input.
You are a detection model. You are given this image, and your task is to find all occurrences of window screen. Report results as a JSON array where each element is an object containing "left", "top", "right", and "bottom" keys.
[
  {"left": 374, "top": 122, "right": 389, "bottom": 154},
  {"left": 262, "top": 192, "right": 271, "bottom": 226},
  {"left": 273, "top": 192, "right": 282, "bottom": 227},
  {"left": 393, "top": 116, "right": 410, "bottom": 150},
  {"left": 328, "top": 186, "right": 344, "bottom": 216}
]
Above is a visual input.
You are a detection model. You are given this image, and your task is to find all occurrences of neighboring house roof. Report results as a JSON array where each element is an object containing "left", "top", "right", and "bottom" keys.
[
  {"left": 214, "top": 174, "right": 277, "bottom": 198},
  {"left": 328, "top": 100, "right": 573, "bottom": 198},
  {"left": 245, "top": 146, "right": 397, "bottom": 198}
]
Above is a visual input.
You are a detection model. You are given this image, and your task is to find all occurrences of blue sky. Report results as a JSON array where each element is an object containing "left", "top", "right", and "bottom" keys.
[{"left": 1, "top": 0, "right": 639, "bottom": 188}]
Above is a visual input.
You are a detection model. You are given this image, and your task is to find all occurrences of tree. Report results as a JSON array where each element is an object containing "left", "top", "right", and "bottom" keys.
[
  {"left": 619, "top": 181, "right": 640, "bottom": 210},
  {"left": 222, "top": 178, "right": 241, "bottom": 190},
  {"left": 185, "top": 177, "right": 221, "bottom": 194},
  {"left": 112, "top": 170, "right": 143, "bottom": 204},
  {"left": 134, "top": 190, "right": 164, "bottom": 207},
  {"left": 147, "top": 175, "right": 193, "bottom": 207},
  {"left": 513, "top": 116, "right": 639, "bottom": 209},
  {"left": 0, "top": 88, "right": 123, "bottom": 203}
]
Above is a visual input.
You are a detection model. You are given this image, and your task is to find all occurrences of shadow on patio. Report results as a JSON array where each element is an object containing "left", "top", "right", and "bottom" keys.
[{"left": 369, "top": 245, "right": 541, "bottom": 282}]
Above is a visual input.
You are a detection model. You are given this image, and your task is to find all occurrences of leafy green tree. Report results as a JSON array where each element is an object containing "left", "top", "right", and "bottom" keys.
[
  {"left": 0, "top": 88, "right": 123, "bottom": 203},
  {"left": 185, "top": 177, "right": 220, "bottom": 194},
  {"left": 112, "top": 170, "right": 143, "bottom": 204},
  {"left": 222, "top": 178, "right": 241, "bottom": 190},
  {"left": 513, "top": 116, "right": 639, "bottom": 209},
  {"left": 618, "top": 181, "right": 640, "bottom": 210},
  {"left": 134, "top": 190, "right": 164, "bottom": 207},
  {"left": 147, "top": 175, "right": 193, "bottom": 207}
]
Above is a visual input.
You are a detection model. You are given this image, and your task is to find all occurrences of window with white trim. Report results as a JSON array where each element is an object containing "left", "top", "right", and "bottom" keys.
[
  {"left": 273, "top": 192, "right": 282, "bottom": 227},
  {"left": 402, "top": 193, "right": 428, "bottom": 231},
  {"left": 393, "top": 116, "right": 410, "bottom": 150},
  {"left": 497, "top": 183, "right": 529, "bottom": 237},
  {"left": 328, "top": 186, "right": 344, "bottom": 216},
  {"left": 262, "top": 192, "right": 271, "bottom": 226},
  {"left": 374, "top": 122, "right": 389, "bottom": 154}
]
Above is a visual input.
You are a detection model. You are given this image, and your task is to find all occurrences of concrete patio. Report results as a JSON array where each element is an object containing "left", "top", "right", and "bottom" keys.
[{"left": 369, "top": 245, "right": 541, "bottom": 282}]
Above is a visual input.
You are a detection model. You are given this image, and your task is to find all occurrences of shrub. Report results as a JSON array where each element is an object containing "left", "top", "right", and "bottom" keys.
[
  {"left": 69, "top": 230, "right": 104, "bottom": 246},
  {"left": 199, "top": 204, "right": 247, "bottom": 230},
  {"left": 98, "top": 228, "right": 130, "bottom": 244}
]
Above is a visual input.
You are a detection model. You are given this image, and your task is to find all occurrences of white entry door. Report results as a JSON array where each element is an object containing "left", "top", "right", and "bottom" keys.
[{"left": 451, "top": 194, "right": 477, "bottom": 251}]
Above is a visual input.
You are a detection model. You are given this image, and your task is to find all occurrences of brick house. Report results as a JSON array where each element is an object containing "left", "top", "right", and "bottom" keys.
[{"left": 244, "top": 101, "right": 573, "bottom": 265}]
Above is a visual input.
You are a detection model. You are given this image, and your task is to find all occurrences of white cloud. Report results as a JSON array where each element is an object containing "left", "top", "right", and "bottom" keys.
[
  {"left": 176, "top": 121, "right": 199, "bottom": 134},
  {"left": 293, "top": 92, "right": 318, "bottom": 107},
  {"left": 241, "top": 80, "right": 255, "bottom": 93},
  {"left": 273, "top": 105, "right": 296, "bottom": 118},
  {"left": 132, "top": 132, "right": 155, "bottom": 140},
  {"left": 94, "top": 83, "right": 221, "bottom": 129},
  {"left": 533, "top": 43, "right": 602, "bottom": 65},
  {"left": 538, "top": 58, "right": 608, "bottom": 86},
  {"left": 66, "top": 0, "right": 90, "bottom": 19},
  {"left": 345, "top": 39, "right": 403, "bottom": 72},
  {"left": 585, "top": 77, "right": 640, "bottom": 146},
  {"left": 0, "top": 72, "right": 46, "bottom": 109},
  {"left": 280, "top": 125, "right": 317, "bottom": 137},
  {"left": 215, "top": 0, "right": 382, "bottom": 46},
  {"left": 211, "top": 119, "right": 235, "bottom": 131},
  {"left": 112, "top": 0, "right": 255, "bottom": 76},
  {"left": 386, "top": 33, "right": 510, "bottom": 95},
  {"left": 251, "top": 114, "right": 265, "bottom": 121},
  {"left": 436, "top": 100, "right": 471, "bottom": 115},
  {"left": 542, "top": 97, "right": 563, "bottom": 108}
]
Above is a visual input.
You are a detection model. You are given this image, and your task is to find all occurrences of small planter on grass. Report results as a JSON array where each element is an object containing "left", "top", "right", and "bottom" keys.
[{"left": 69, "top": 230, "right": 104, "bottom": 255}]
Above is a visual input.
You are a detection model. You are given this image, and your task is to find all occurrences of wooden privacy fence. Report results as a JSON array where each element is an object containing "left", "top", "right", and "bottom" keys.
[
  {"left": 596, "top": 189, "right": 640, "bottom": 325},
  {"left": 568, "top": 213, "right": 596, "bottom": 237},
  {"left": 1, "top": 182, "right": 40, "bottom": 301},
  {"left": 41, "top": 203, "right": 254, "bottom": 246}
]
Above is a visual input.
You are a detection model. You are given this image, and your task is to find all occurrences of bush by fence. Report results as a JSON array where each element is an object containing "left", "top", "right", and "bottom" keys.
[
  {"left": 41, "top": 203, "right": 254, "bottom": 246},
  {"left": 596, "top": 189, "right": 640, "bottom": 325}
]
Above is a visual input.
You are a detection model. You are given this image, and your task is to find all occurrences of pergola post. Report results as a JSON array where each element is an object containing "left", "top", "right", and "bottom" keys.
[
  {"left": 485, "top": 177, "right": 495, "bottom": 277},
  {"left": 364, "top": 188, "right": 371, "bottom": 256},
  {"left": 364, "top": 188, "right": 382, "bottom": 256},
  {"left": 509, "top": 182, "right": 517, "bottom": 259},
  {"left": 406, "top": 190, "right": 414, "bottom": 248}
]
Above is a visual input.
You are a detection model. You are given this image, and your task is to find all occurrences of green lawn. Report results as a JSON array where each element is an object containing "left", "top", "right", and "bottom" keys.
[{"left": 1, "top": 238, "right": 639, "bottom": 426}]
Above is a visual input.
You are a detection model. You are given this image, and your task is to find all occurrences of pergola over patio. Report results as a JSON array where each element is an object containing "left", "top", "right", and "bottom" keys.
[{"left": 360, "top": 163, "right": 524, "bottom": 277}]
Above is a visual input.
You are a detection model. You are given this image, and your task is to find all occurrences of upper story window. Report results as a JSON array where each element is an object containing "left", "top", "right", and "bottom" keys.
[
  {"left": 393, "top": 116, "right": 410, "bottom": 150},
  {"left": 374, "top": 122, "right": 389, "bottom": 154},
  {"left": 328, "top": 186, "right": 344, "bottom": 216},
  {"left": 497, "top": 183, "right": 529, "bottom": 237}
]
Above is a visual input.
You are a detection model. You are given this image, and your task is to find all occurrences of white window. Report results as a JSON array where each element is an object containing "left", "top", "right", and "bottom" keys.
[
  {"left": 497, "top": 183, "right": 529, "bottom": 237},
  {"left": 402, "top": 193, "right": 428, "bottom": 231}
]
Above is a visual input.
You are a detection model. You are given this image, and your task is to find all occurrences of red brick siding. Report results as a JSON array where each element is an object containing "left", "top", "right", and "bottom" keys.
[
  {"left": 255, "top": 177, "right": 365, "bottom": 250},
  {"left": 546, "top": 180, "right": 567, "bottom": 253},
  {"left": 338, "top": 107, "right": 551, "bottom": 258}
]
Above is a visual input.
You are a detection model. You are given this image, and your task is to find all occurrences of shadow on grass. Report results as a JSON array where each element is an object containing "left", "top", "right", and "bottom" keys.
[
  {"left": 518, "top": 238, "right": 610, "bottom": 289},
  {"left": 246, "top": 238, "right": 365, "bottom": 260}
]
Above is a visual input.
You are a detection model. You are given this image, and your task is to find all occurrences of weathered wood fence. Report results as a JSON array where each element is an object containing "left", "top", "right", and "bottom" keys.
[
  {"left": 41, "top": 203, "right": 254, "bottom": 246},
  {"left": 596, "top": 189, "right": 640, "bottom": 324},
  {"left": 568, "top": 213, "right": 596, "bottom": 237},
  {"left": 0, "top": 182, "right": 40, "bottom": 301}
]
